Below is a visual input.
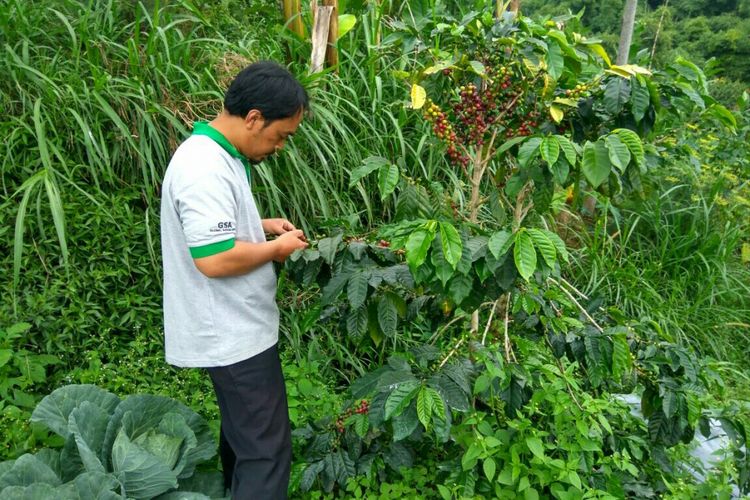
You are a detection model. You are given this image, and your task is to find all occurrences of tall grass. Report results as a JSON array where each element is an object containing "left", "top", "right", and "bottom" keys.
[
  {"left": 1, "top": 0, "right": 237, "bottom": 296},
  {"left": 568, "top": 175, "right": 750, "bottom": 366},
  {"left": 2, "top": 0, "right": 457, "bottom": 288}
]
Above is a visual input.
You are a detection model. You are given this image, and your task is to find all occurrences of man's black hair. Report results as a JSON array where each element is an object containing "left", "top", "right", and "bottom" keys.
[{"left": 224, "top": 61, "right": 309, "bottom": 124}]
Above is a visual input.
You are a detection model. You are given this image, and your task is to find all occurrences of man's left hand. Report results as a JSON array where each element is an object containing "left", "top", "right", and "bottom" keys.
[{"left": 262, "top": 218, "right": 300, "bottom": 236}]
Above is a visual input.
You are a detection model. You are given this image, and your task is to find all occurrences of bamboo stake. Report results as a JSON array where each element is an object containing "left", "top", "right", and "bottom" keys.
[{"left": 324, "top": 0, "right": 339, "bottom": 69}]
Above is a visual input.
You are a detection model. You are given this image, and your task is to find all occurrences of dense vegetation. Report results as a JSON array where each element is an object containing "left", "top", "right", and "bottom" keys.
[
  {"left": 1, "top": 0, "right": 748, "bottom": 498},
  {"left": 523, "top": 0, "right": 750, "bottom": 104}
]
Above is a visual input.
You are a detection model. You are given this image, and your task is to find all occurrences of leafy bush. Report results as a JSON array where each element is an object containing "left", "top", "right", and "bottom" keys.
[{"left": 0, "top": 384, "right": 223, "bottom": 499}]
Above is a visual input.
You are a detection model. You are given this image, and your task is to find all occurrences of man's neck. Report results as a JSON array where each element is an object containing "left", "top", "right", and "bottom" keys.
[{"left": 209, "top": 112, "right": 243, "bottom": 152}]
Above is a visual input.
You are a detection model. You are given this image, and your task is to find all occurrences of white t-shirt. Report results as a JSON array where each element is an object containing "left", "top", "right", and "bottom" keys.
[{"left": 160, "top": 124, "right": 279, "bottom": 367}]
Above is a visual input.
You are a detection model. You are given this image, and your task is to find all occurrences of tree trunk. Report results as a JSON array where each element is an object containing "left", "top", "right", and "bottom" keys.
[{"left": 617, "top": 0, "right": 638, "bottom": 65}]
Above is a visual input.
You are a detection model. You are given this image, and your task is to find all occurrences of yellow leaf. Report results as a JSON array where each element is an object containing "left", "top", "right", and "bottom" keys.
[
  {"left": 619, "top": 64, "right": 652, "bottom": 76},
  {"left": 523, "top": 58, "right": 541, "bottom": 74},
  {"left": 543, "top": 74, "right": 554, "bottom": 98},
  {"left": 587, "top": 43, "right": 611, "bottom": 67},
  {"left": 410, "top": 84, "right": 426, "bottom": 109},
  {"left": 607, "top": 64, "right": 653, "bottom": 78},
  {"left": 742, "top": 243, "right": 750, "bottom": 263},
  {"left": 553, "top": 97, "right": 579, "bottom": 106},
  {"left": 605, "top": 67, "right": 633, "bottom": 78},
  {"left": 550, "top": 105, "right": 564, "bottom": 123}
]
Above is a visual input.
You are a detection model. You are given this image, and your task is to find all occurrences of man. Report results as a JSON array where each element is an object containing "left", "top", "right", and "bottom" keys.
[{"left": 160, "top": 61, "right": 309, "bottom": 499}]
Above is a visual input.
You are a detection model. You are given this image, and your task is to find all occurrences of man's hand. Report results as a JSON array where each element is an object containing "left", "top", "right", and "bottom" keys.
[
  {"left": 272, "top": 230, "right": 308, "bottom": 262},
  {"left": 262, "top": 218, "right": 297, "bottom": 235}
]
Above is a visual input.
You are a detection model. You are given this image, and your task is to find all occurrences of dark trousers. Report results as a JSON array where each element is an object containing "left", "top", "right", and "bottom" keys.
[{"left": 207, "top": 344, "right": 291, "bottom": 500}]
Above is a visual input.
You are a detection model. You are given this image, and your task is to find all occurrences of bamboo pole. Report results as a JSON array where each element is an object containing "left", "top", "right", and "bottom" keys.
[
  {"left": 310, "top": 3, "right": 333, "bottom": 74},
  {"left": 324, "top": 0, "right": 339, "bottom": 69},
  {"left": 282, "top": 0, "right": 305, "bottom": 38}
]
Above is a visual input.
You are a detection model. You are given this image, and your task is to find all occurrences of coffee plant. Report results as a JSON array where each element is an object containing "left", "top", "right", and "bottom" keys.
[{"left": 284, "top": 9, "right": 748, "bottom": 498}]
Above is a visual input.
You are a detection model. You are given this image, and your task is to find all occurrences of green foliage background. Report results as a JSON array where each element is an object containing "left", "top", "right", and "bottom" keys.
[{"left": 0, "top": 0, "right": 748, "bottom": 498}]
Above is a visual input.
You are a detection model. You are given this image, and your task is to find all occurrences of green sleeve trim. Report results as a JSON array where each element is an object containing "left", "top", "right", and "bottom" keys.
[{"left": 189, "top": 238, "right": 235, "bottom": 258}]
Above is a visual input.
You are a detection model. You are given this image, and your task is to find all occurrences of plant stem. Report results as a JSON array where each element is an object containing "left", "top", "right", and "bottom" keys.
[{"left": 548, "top": 277, "right": 604, "bottom": 333}]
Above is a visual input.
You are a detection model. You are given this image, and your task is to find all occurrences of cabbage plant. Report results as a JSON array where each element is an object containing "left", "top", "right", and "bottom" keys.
[{"left": 0, "top": 384, "right": 224, "bottom": 499}]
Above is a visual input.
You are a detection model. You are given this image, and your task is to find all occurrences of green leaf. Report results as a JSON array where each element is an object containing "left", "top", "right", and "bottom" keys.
[
  {"left": 612, "top": 129, "right": 645, "bottom": 166},
  {"left": 518, "top": 137, "right": 542, "bottom": 167},
  {"left": 438, "top": 222, "right": 462, "bottom": 269},
  {"left": 514, "top": 230, "right": 537, "bottom": 281},
  {"left": 350, "top": 367, "right": 388, "bottom": 399},
  {"left": 550, "top": 157, "right": 570, "bottom": 185},
  {"left": 468, "top": 60, "right": 485, "bottom": 75},
  {"left": 437, "top": 485, "right": 451, "bottom": 500},
  {"left": 663, "top": 391, "right": 679, "bottom": 419},
  {"left": 707, "top": 103, "right": 737, "bottom": 129},
  {"left": 540, "top": 136, "right": 560, "bottom": 166},
  {"left": 318, "top": 233, "right": 343, "bottom": 266},
  {"left": 526, "top": 436, "right": 545, "bottom": 459},
  {"left": 461, "top": 443, "right": 482, "bottom": 471},
  {"left": 384, "top": 381, "right": 420, "bottom": 420},
  {"left": 631, "top": 76, "right": 650, "bottom": 122},
  {"left": 483, "top": 457, "right": 496, "bottom": 481},
  {"left": 31, "top": 385, "right": 120, "bottom": 440},
  {"left": 111, "top": 429, "right": 179, "bottom": 499},
  {"left": 431, "top": 375, "right": 469, "bottom": 412},
  {"left": 416, "top": 386, "right": 433, "bottom": 430},
  {"left": 377, "top": 295, "right": 398, "bottom": 336},
  {"left": 581, "top": 141, "right": 611, "bottom": 188},
  {"left": 378, "top": 164, "right": 399, "bottom": 200},
  {"left": 545, "top": 41, "right": 564, "bottom": 80},
  {"left": 527, "top": 228, "right": 556, "bottom": 268},
  {"left": 405, "top": 226, "right": 436, "bottom": 270},
  {"left": 604, "top": 134, "right": 631, "bottom": 173},
  {"left": 71, "top": 471, "right": 123, "bottom": 500},
  {"left": 102, "top": 394, "right": 214, "bottom": 479},
  {"left": 426, "top": 387, "right": 446, "bottom": 422},
  {"left": 0, "top": 349, "right": 13, "bottom": 369},
  {"left": 392, "top": 405, "right": 420, "bottom": 441},
  {"left": 347, "top": 271, "right": 369, "bottom": 310},
  {"left": 604, "top": 77, "right": 630, "bottom": 115},
  {"left": 133, "top": 429, "right": 184, "bottom": 471},
  {"left": 488, "top": 230, "right": 513, "bottom": 260},
  {"left": 497, "top": 136, "right": 529, "bottom": 156},
  {"left": 542, "top": 231, "right": 568, "bottom": 263},
  {"left": 676, "top": 81, "right": 705, "bottom": 109},
  {"left": 337, "top": 14, "right": 357, "bottom": 38},
  {"left": 349, "top": 156, "right": 388, "bottom": 187},
  {"left": 0, "top": 453, "right": 62, "bottom": 488},
  {"left": 346, "top": 306, "right": 368, "bottom": 340},
  {"left": 321, "top": 272, "right": 350, "bottom": 305},
  {"left": 353, "top": 413, "right": 369, "bottom": 438},
  {"left": 68, "top": 402, "right": 110, "bottom": 473},
  {"left": 611, "top": 333, "right": 631, "bottom": 379},
  {"left": 554, "top": 135, "right": 577, "bottom": 166},
  {"left": 448, "top": 275, "right": 473, "bottom": 305}
]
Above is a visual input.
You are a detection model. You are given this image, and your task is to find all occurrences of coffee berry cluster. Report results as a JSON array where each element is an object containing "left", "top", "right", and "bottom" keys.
[
  {"left": 423, "top": 101, "right": 467, "bottom": 166},
  {"left": 422, "top": 58, "right": 548, "bottom": 166},
  {"left": 334, "top": 399, "right": 370, "bottom": 434},
  {"left": 564, "top": 83, "right": 592, "bottom": 98}
]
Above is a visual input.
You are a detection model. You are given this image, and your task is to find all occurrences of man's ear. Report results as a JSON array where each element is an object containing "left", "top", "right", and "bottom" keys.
[{"left": 245, "top": 109, "right": 264, "bottom": 129}]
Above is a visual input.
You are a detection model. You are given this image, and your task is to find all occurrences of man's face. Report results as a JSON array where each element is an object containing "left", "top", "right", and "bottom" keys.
[{"left": 240, "top": 109, "right": 303, "bottom": 164}]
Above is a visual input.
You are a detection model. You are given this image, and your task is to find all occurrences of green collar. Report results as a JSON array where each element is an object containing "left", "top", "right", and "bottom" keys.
[{"left": 192, "top": 121, "right": 251, "bottom": 184}]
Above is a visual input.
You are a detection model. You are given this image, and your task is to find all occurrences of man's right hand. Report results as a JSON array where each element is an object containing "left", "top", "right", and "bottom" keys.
[{"left": 273, "top": 230, "right": 308, "bottom": 262}]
